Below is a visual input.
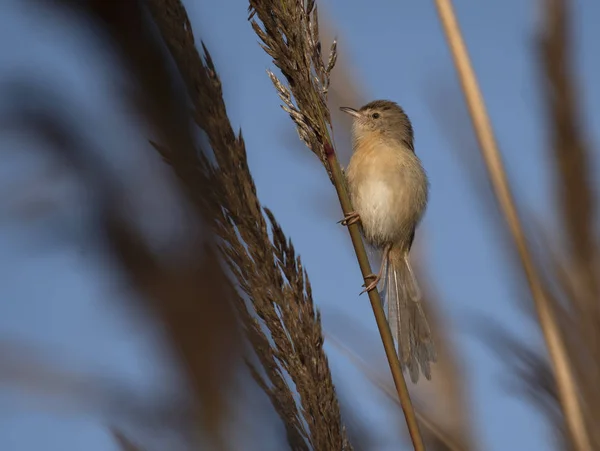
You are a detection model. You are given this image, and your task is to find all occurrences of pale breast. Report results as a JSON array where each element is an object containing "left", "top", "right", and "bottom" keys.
[{"left": 346, "top": 141, "right": 428, "bottom": 248}]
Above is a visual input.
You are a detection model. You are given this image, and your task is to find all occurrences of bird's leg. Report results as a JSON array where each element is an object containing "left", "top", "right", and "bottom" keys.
[
  {"left": 360, "top": 244, "right": 392, "bottom": 295},
  {"left": 338, "top": 211, "right": 361, "bottom": 226}
]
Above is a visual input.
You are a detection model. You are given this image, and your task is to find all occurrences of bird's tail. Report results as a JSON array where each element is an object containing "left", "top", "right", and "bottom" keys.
[{"left": 382, "top": 246, "right": 436, "bottom": 383}]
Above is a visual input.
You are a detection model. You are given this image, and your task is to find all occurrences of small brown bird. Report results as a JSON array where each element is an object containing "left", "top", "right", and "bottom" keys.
[{"left": 340, "top": 100, "right": 436, "bottom": 382}]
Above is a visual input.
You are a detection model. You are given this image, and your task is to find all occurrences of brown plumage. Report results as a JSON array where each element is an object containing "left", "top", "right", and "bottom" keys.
[{"left": 341, "top": 100, "right": 436, "bottom": 382}]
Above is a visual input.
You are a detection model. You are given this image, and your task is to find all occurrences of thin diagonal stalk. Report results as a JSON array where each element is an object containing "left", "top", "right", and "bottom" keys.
[
  {"left": 325, "top": 144, "right": 426, "bottom": 451},
  {"left": 432, "top": 1, "right": 591, "bottom": 450}
]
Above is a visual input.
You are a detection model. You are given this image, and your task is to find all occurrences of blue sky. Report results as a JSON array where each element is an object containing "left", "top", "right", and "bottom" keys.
[{"left": 0, "top": 0, "right": 599, "bottom": 450}]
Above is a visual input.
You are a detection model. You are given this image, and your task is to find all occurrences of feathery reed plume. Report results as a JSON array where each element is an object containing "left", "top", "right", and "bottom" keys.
[
  {"left": 249, "top": 0, "right": 338, "bottom": 179},
  {"left": 247, "top": 0, "right": 426, "bottom": 449},
  {"left": 279, "top": 15, "right": 367, "bottom": 222},
  {"left": 145, "top": 0, "right": 351, "bottom": 448},
  {"left": 433, "top": 0, "right": 592, "bottom": 450}
]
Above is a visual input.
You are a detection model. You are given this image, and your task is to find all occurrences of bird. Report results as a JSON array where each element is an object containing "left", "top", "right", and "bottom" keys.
[{"left": 339, "top": 100, "right": 436, "bottom": 382}]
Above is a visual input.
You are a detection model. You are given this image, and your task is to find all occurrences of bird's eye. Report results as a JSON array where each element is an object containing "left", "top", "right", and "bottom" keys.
[{"left": 372, "top": 113, "right": 380, "bottom": 119}]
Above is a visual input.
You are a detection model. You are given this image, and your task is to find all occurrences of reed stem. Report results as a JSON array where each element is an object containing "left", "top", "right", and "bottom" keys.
[{"left": 324, "top": 142, "right": 426, "bottom": 451}]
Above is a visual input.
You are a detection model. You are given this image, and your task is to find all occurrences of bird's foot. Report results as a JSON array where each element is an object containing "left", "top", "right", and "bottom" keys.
[
  {"left": 360, "top": 273, "right": 381, "bottom": 295},
  {"left": 339, "top": 211, "right": 361, "bottom": 226}
]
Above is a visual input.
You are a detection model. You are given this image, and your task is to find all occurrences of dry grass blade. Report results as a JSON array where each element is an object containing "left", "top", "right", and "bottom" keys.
[
  {"left": 433, "top": 0, "right": 592, "bottom": 450},
  {"left": 145, "top": 0, "right": 351, "bottom": 449},
  {"left": 248, "top": 0, "right": 426, "bottom": 449}
]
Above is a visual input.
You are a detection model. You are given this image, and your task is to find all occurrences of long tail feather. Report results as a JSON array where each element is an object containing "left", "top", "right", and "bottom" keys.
[{"left": 383, "top": 246, "right": 436, "bottom": 383}]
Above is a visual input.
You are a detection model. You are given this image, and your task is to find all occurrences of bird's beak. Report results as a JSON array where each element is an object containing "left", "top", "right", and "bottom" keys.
[{"left": 339, "top": 106, "right": 360, "bottom": 118}]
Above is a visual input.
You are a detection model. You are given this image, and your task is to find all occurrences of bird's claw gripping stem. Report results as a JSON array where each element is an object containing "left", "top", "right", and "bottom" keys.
[
  {"left": 339, "top": 211, "right": 361, "bottom": 226},
  {"left": 360, "top": 273, "right": 381, "bottom": 295}
]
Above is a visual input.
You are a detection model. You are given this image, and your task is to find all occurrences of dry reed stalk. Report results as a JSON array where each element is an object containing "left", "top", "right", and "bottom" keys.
[
  {"left": 432, "top": 0, "right": 592, "bottom": 450},
  {"left": 247, "top": 0, "right": 426, "bottom": 449},
  {"left": 145, "top": 0, "right": 351, "bottom": 449}
]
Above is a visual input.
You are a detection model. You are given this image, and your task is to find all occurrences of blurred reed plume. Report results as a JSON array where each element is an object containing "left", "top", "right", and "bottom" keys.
[
  {"left": 145, "top": 0, "right": 351, "bottom": 449},
  {"left": 2, "top": 0, "right": 242, "bottom": 449},
  {"left": 431, "top": 0, "right": 598, "bottom": 449},
  {"left": 516, "top": 0, "right": 599, "bottom": 447}
]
